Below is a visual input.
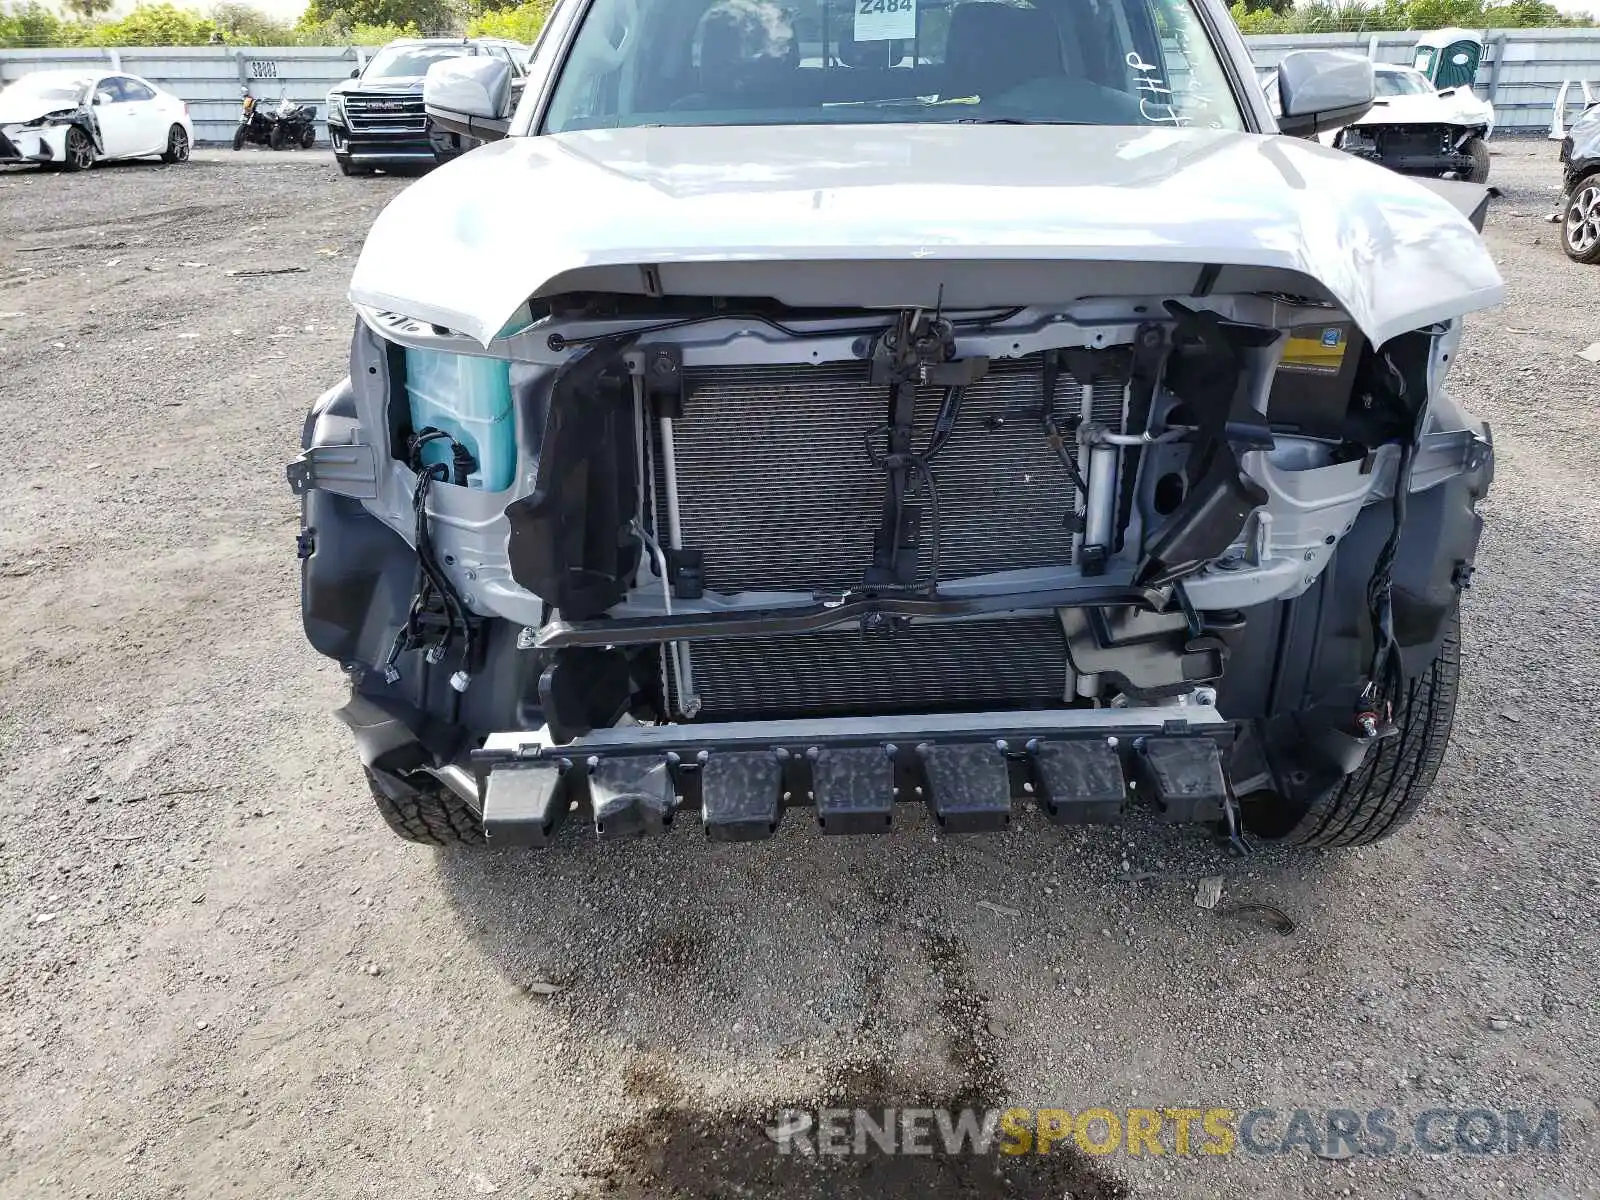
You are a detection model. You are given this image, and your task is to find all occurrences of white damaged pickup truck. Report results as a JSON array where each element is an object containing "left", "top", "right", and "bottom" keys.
[{"left": 289, "top": 0, "right": 1501, "bottom": 852}]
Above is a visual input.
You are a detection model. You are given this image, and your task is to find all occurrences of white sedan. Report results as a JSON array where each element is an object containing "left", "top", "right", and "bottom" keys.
[{"left": 0, "top": 69, "right": 194, "bottom": 171}]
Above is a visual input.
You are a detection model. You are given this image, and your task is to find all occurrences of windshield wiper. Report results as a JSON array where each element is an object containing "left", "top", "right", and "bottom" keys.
[{"left": 821, "top": 98, "right": 946, "bottom": 110}]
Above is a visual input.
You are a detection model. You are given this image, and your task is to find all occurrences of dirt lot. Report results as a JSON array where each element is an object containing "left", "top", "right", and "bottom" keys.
[{"left": 1, "top": 142, "right": 1598, "bottom": 1200}]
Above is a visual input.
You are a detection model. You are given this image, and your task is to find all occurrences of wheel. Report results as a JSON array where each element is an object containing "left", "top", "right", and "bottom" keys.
[
  {"left": 269, "top": 123, "right": 286, "bottom": 151},
  {"left": 1242, "top": 608, "right": 1461, "bottom": 848},
  {"left": 1562, "top": 174, "right": 1600, "bottom": 264},
  {"left": 365, "top": 765, "right": 484, "bottom": 847},
  {"left": 231, "top": 124, "right": 247, "bottom": 151},
  {"left": 336, "top": 156, "right": 371, "bottom": 176},
  {"left": 1461, "top": 136, "right": 1490, "bottom": 184},
  {"left": 300, "top": 124, "right": 316, "bottom": 150},
  {"left": 62, "top": 125, "right": 95, "bottom": 172},
  {"left": 160, "top": 124, "right": 190, "bottom": 164}
]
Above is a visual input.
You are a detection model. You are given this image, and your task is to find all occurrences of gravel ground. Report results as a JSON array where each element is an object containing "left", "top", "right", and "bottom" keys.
[{"left": 1, "top": 141, "right": 1597, "bottom": 1200}]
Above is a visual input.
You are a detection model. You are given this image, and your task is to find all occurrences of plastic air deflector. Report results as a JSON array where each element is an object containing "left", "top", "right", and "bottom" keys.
[
  {"left": 482, "top": 763, "right": 568, "bottom": 848},
  {"left": 917, "top": 743, "right": 1012, "bottom": 833},
  {"left": 1132, "top": 737, "right": 1227, "bottom": 823},
  {"left": 588, "top": 756, "right": 676, "bottom": 839},
  {"left": 699, "top": 751, "right": 785, "bottom": 842},
  {"left": 811, "top": 746, "right": 895, "bottom": 834},
  {"left": 1030, "top": 740, "right": 1128, "bottom": 824}
]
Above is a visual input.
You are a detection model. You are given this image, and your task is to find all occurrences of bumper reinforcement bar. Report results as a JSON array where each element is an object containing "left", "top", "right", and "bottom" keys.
[
  {"left": 531, "top": 579, "right": 1167, "bottom": 649},
  {"left": 469, "top": 707, "right": 1234, "bottom": 847}
]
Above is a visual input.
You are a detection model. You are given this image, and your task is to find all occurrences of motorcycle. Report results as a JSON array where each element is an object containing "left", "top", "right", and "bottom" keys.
[{"left": 231, "top": 89, "right": 318, "bottom": 151}]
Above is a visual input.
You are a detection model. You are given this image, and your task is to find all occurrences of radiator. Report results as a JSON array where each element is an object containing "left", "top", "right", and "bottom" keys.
[
  {"left": 648, "top": 352, "right": 1124, "bottom": 719},
  {"left": 652, "top": 354, "right": 1128, "bottom": 595}
]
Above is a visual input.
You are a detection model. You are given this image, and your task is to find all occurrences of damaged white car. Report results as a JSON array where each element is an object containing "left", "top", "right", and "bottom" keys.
[
  {"left": 0, "top": 70, "right": 193, "bottom": 171},
  {"left": 1263, "top": 61, "right": 1494, "bottom": 182},
  {"left": 290, "top": 0, "right": 1502, "bottom": 853}
]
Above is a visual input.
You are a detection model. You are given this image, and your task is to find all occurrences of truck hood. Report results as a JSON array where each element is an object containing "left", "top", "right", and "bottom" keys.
[
  {"left": 349, "top": 123, "right": 1504, "bottom": 348},
  {"left": 330, "top": 76, "right": 425, "bottom": 96}
]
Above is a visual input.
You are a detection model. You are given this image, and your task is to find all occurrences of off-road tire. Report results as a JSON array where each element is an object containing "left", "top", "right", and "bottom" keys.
[
  {"left": 1562, "top": 173, "right": 1600, "bottom": 265},
  {"left": 337, "top": 156, "right": 371, "bottom": 176},
  {"left": 232, "top": 125, "right": 247, "bottom": 151},
  {"left": 365, "top": 766, "right": 485, "bottom": 847},
  {"left": 269, "top": 123, "right": 286, "bottom": 151},
  {"left": 300, "top": 124, "right": 316, "bottom": 149},
  {"left": 1462, "top": 136, "right": 1490, "bottom": 185},
  {"left": 1245, "top": 609, "right": 1461, "bottom": 848},
  {"left": 160, "top": 124, "right": 190, "bottom": 164}
]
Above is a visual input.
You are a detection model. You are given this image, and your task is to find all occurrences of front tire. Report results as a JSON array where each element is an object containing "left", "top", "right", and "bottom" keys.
[
  {"left": 231, "top": 124, "right": 247, "bottom": 151},
  {"left": 269, "top": 124, "right": 286, "bottom": 151},
  {"left": 1461, "top": 136, "right": 1490, "bottom": 184},
  {"left": 300, "top": 124, "right": 316, "bottom": 149},
  {"left": 160, "top": 124, "right": 190, "bottom": 164},
  {"left": 336, "top": 156, "right": 371, "bottom": 176},
  {"left": 1562, "top": 175, "right": 1600, "bottom": 264},
  {"left": 1243, "top": 609, "right": 1462, "bottom": 848},
  {"left": 365, "top": 766, "right": 484, "bottom": 847},
  {"left": 62, "top": 126, "right": 95, "bottom": 172}
]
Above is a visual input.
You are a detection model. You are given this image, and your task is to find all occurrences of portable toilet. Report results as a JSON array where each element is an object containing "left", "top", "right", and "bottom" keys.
[{"left": 1412, "top": 27, "right": 1484, "bottom": 90}]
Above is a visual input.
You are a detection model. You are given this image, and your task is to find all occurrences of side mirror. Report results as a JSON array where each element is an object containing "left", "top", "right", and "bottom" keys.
[
  {"left": 350, "top": 68, "right": 359, "bottom": 78},
  {"left": 1275, "top": 49, "right": 1375, "bottom": 138},
  {"left": 94, "top": 90, "right": 113, "bottom": 106},
  {"left": 424, "top": 55, "right": 514, "bottom": 142}
]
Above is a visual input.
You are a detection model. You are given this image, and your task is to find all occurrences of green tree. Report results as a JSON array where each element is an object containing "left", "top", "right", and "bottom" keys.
[
  {"left": 91, "top": 3, "right": 220, "bottom": 44},
  {"left": 63, "top": 0, "right": 114, "bottom": 19},
  {"left": 301, "top": 0, "right": 460, "bottom": 34},
  {"left": 466, "top": 0, "right": 551, "bottom": 41},
  {"left": 209, "top": 1, "right": 295, "bottom": 42},
  {"left": 0, "top": 1, "right": 65, "bottom": 46}
]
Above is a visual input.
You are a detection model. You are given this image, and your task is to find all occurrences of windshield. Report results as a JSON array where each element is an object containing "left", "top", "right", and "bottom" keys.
[
  {"left": 544, "top": 0, "right": 1246, "bottom": 132},
  {"left": 363, "top": 45, "right": 481, "bottom": 79},
  {"left": 5, "top": 76, "right": 90, "bottom": 105},
  {"left": 1374, "top": 69, "right": 1432, "bottom": 98}
]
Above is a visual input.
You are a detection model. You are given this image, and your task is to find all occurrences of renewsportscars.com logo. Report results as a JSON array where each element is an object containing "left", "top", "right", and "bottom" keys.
[{"left": 767, "top": 1106, "right": 1561, "bottom": 1159}]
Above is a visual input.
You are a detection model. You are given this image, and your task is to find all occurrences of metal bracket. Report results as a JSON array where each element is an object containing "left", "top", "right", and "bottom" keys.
[
  {"left": 628, "top": 342, "right": 686, "bottom": 417},
  {"left": 286, "top": 443, "right": 379, "bottom": 499}
]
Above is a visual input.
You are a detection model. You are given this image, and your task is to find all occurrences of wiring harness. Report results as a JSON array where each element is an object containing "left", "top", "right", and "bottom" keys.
[
  {"left": 381, "top": 428, "right": 481, "bottom": 693},
  {"left": 1355, "top": 352, "right": 1427, "bottom": 738}
]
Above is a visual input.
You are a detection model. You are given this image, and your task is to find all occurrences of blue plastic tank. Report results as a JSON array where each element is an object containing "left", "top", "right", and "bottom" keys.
[{"left": 403, "top": 348, "right": 515, "bottom": 492}]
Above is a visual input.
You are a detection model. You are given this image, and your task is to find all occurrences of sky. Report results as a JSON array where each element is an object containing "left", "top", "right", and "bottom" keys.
[{"left": 241, "top": 0, "right": 308, "bottom": 16}]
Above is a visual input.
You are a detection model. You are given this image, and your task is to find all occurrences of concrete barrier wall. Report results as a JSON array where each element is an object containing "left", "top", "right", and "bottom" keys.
[{"left": 4, "top": 30, "right": 1600, "bottom": 142}]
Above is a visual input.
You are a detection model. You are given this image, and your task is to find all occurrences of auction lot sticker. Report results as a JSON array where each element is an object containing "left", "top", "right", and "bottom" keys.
[{"left": 855, "top": 0, "right": 916, "bottom": 42}]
